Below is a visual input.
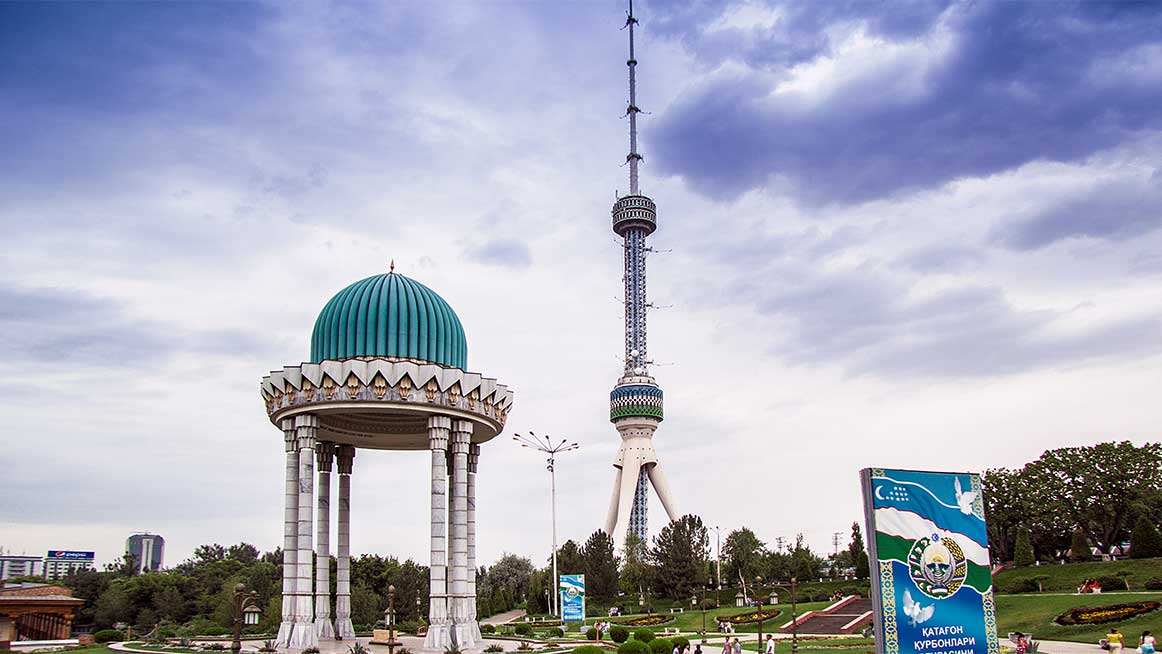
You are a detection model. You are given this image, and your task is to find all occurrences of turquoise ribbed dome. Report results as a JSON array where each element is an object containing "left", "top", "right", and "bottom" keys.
[{"left": 310, "top": 273, "right": 467, "bottom": 369}]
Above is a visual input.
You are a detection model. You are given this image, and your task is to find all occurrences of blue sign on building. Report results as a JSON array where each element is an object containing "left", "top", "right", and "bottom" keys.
[
  {"left": 559, "top": 574, "right": 585, "bottom": 622},
  {"left": 47, "top": 551, "right": 95, "bottom": 560},
  {"left": 861, "top": 469, "right": 998, "bottom": 654}
]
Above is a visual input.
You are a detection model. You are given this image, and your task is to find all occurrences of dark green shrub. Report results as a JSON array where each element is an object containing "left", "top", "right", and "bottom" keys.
[
  {"left": 610, "top": 626, "right": 630, "bottom": 643},
  {"left": 551, "top": 627, "right": 565, "bottom": 638},
  {"left": 1131, "top": 516, "right": 1162, "bottom": 559},
  {"left": 619, "top": 641, "right": 648, "bottom": 654},
  {"left": 481, "top": 624, "right": 497, "bottom": 634},
  {"left": 1096, "top": 575, "right": 1123, "bottom": 591},
  {"left": 810, "top": 592, "right": 830, "bottom": 602},
  {"left": 1144, "top": 577, "right": 1162, "bottom": 590},
  {"left": 1070, "top": 529, "right": 1092, "bottom": 562},
  {"left": 397, "top": 620, "right": 421, "bottom": 634},
  {"left": 634, "top": 628, "right": 654, "bottom": 643},
  {"left": 586, "top": 627, "right": 599, "bottom": 640},
  {"left": 93, "top": 630, "right": 125, "bottom": 643},
  {"left": 484, "top": 646, "right": 505, "bottom": 653},
  {"left": 648, "top": 638, "right": 671, "bottom": 654},
  {"left": 515, "top": 623, "right": 533, "bottom": 636},
  {"left": 573, "top": 647, "right": 606, "bottom": 654},
  {"left": 999, "top": 578, "right": 1038, "bottom": 594}
]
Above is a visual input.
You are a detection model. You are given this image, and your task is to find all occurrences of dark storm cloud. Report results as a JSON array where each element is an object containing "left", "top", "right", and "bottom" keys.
[
  {"left": 709, "top": 261, "right": 1162, "bottom": 378},
  {"left": 0, "top": 285, "right": 270, "bottom": 367},
  {"left": 991, "top": 171, "right": 1162, "bottom": 250},
  {"left": 650, "top": 1, "right": 1162, "bottom": 204}
]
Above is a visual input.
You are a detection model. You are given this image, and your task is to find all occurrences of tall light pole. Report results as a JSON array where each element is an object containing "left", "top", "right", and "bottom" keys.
[
  {"left": 714, "top": 526, "right": 722, "bottom": 608},
  {"left": 514, "top": 431, "right": 579, "bottom": 617}
]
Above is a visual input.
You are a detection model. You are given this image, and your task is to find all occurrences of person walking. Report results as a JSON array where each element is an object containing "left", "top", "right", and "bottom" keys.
[
  {"left": 694, "top": 645, "right": 703, "bottom": 654},
  {"left": 732, "top": 637, "right": 742, "bottom": 654},
  {"left": 1108, "top": 628, "right": 1125, "bottom": 654},
  {"left": 1140, "top": 631, "right": 1156, "bottom": 654},
  {"left": 765, "top": 634, "right": 775, "bottom": 654}
]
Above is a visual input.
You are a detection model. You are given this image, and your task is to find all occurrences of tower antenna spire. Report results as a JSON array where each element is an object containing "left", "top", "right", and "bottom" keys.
[{"left": 626, "top": 0, "right": 642, "bottom": 195}]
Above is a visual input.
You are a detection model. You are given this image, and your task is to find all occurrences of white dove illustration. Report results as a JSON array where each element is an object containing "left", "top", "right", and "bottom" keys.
[
  {"left": 954, "top": 477, "right": 976, "bottom": 515},
  {"left": 903, "top": 589, "right": 935, "bottom": 626}
]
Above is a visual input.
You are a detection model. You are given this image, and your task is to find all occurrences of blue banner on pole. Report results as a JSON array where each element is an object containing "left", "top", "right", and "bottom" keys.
[
  {"left": 560, "top": 574, "right": 585, "bottom": 622},
  {"left": 861, "top": 468, "right": 999, "bottom": 654}
]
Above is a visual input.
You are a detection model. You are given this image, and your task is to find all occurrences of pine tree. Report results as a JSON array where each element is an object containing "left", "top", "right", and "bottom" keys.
[
  {"left": 1130, "top": 515, "right": 1162, "bottom": 559},
  {"left": 1069, "top": 528, "right": 1092, "bottom": 562},
  {"left": 581, "top": 530, "right": 619, "bottom": 600},
  {"left": 1014, "top": 527, "right": 1034, "bottom": 566},
  {"left": 849, "top": 522, "right": 870, "bottom": 579}
]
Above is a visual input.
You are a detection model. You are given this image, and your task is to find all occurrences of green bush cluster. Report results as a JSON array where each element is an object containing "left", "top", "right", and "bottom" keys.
[
  {"left": 481, "top": 624, "right": 497, "bottom": 634},
  {"left": 515, "top": 624, "right": 533, "bottom": 636},
  {"left": 1144, "top": 577, "right": 1162, "bottom": 590},
  {"left": 586, "top": 627, "right": 599, "bottom": 641},
  {"left": 998, "top": 578, "right": 1039, "bottom": 594},
  {"left": 648, "top": 638, "right": 672, "bottom": 654},
  {"left": 610, "top": 626, "right": 630, "bottom": 643},
  {"left": 550, "top": 627, "right": 565, "bottom": 638},
  {"left": 93, "top": 629, "right": 126, "bottom": 643},
  {"left": 573, "top": 647, "right": 606, "bottom": 654},
  {"left": 633, "top": 628, "right": 654, "bottom": 643},
  {"left": 1095, "top": 575, "right": 1124, "bottom": 591},
  {"left": 619, "top": 640, "right": 649, "bottom": 654}
]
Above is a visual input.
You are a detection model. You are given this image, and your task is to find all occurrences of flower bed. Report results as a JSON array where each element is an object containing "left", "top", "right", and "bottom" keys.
[
  {"left": 613, "top": 615, "right": 673, "bottom": 627},
  {"left": 1054, "top": 601, "right": 1160, "bottom": 626},
  {"left": 527, "top": 620, "right": 565, "bottom": 628},
  {"left": 716, "top": 609, "right": 782, "bottom": 625}
]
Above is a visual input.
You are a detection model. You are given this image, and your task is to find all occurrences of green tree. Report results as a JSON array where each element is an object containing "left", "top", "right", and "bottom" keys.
[
  {"left": 721, "top": 528, "right": 766, "bottom": 585},
  {"left": 1070, "top": 528, "right": 1092, "bottom": 562},
  {"left": 849, "top": 522, "right": 870, "bottom": 579},
  {"left": 619, "top": 533, "right": 653, "bottom": 597},
  {"left": 1013, "top": 528, "right": 1034, "bottom": 566},
  {"left": 789, "top": 534, "right": 823, "bottom": 581},
  {"left": 1026, "top": 441, "right": 1162, "bottom": 553},
  {"left": 650, "top": 514, "right": 709, "bottom": 600},
  {"left": 555, "top": 540, "right": 585, "bottom": 576},
  {"left": 581, "top": 530, "right": 619, "bottom": 601},
  {"left": 488, "top": 554, "right": 535, "bottom": 603},
  {"left": 1130, "top": 515, "right": 1162, "bottom": 558}
]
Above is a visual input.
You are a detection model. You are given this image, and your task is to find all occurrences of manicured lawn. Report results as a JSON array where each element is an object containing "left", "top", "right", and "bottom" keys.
[
  {"left": 995, "top": 592, "right": 1162, "bottom": 644},
  {"left": 575, "top": 602, "right": 834, "bottom": 634},
  {"left": 994, "top": 558, "right": 1162, "bottom": 593}
]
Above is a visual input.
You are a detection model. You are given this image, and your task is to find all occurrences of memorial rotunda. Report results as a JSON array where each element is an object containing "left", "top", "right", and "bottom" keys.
[{"left": 260, "top": 271, "right": 514, "bottom": 651}]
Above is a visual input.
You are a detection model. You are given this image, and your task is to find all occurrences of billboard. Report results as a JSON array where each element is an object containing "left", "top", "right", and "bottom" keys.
[
  {"left": 559, "top": 574, "right": 585, "bottom": 622},
  {"left": 861, "top": 469, "right": 998, "bottom": 654},
  {"left": 47, "top": 551, "right": 95, "bottom": 560}
]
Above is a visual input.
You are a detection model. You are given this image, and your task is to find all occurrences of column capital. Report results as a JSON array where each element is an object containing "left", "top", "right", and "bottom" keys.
[
  {"left": 468, "top": 443, "right": 480, "bottom": 473},
  {"left": 450, "top": 421, "right": 472, "bottom": 454},
  {"left": 429, "top": 414, "right": 452, "bottom": 451},
  {"left": 282, "top": 419, "right": 296, "bottom": 452},
  {"left": 316, "top": 441, "right": 336, "bottom": 471},
  {"left": 295, "top": 413, "right": 318, "bottom": 451},
  {"left": 335, "top": 445, "right": 355, "bottom": 475}
]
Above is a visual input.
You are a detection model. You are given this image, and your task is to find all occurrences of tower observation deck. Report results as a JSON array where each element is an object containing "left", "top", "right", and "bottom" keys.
[{"left": 604, "top": 0, "right": 679, "bottom": 552}]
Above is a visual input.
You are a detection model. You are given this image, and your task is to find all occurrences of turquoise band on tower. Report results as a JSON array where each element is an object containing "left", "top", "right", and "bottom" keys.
[
  {"left": 609, "top": 384, "right": 664, "bottom": 422},
  {"left": 310, "top": 273, "right": 468, "bottom": 369}
]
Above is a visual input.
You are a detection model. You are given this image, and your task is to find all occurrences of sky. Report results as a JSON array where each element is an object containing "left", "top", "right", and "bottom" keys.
[{"left": 1, "top": 0, "right": 1160, "bottom": 571}]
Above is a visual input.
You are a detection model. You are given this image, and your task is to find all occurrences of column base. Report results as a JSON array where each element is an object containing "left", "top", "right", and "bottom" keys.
[
  {"left": 423, "top": 623, "right": 453, "bottom": 652},
  {"left": 276, "top": 621, "right": 295, "bottom": 648},
  {"left": 288, "top": 621, "right": 319, "bottom": 650},
  {"left": 334, "top": 617, "right": 356, "bottom": 640},
  {"left": 314, "top": 617, "right": 335, "bottom": 640}
]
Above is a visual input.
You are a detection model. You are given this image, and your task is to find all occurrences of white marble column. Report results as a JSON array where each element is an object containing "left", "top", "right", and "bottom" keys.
[
  {"left": 448, "top": 421, "right": 474, "bottom": 648},
  {"left": 467, "top": 443, "right": 482, "bottom": 643},
  {"left": 290, "top": 415, "right": 319, "bottom": 650},
  {"left": 315, "top": 442, "right": 336, "bottom": 640},
  {"left": 334, "top": 445, "right": 356, "bottom": 640},
  {"left": 424, "top": 416, "right": 453, "bottom": 651},
  {"left": 277, "top": 419, "right": 298, "bottom": 648}
]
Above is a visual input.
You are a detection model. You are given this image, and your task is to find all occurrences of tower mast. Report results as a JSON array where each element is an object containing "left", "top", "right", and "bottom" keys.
[{"left": 604, "top": 0, "right": 678, "bottom": 551}]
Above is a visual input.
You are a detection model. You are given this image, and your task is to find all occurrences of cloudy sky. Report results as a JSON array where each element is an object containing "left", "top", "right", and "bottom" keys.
[{"left": 2, "top": 0, "right": 1160, "bottom": 571}]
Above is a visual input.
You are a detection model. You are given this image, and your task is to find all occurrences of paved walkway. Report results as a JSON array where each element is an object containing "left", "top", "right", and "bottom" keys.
[
  {"left": 483, "top": 609, "right": 528, "bottom": 625},
  {"left": 1037, "top": 641, "right": 1103, "bottom": 654}
]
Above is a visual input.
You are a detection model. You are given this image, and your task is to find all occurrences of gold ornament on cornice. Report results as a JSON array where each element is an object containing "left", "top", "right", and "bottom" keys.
[
  {"left": 425, "top": 380, "right": 438, "bottom": 402},
  {"left": 285, "top": 381, "right": 296, "bottom": 405},
  {"left": 399, "top": 375, "right": 413, "bottom": 400},
  {"left": 323, "top": 375, "right": 337, "bottom": 400},
  {"left": 467, "top": 389, "right": 478, "bottom": 411},
  {"left": 303, "top": 378, "right": 315, "bottom": 401},
  {"left": 345, "top": 373, "right": 360, "bottom": 400},
  {"left": 448, "top": 383, "right": 460, "bottom": 407},
  {"left": 372, "top": 374, "right": 388, "bottom": 400}
]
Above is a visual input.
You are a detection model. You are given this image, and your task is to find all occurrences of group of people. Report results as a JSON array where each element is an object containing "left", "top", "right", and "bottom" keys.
[
  {"left": 1103, "top": 629, "right": 1155, "bottom": 654},
  {"left": 717, "top": 622, "right": 735, "bottom": 634},
  {"left": 720, "top": 635, "right": 777, "bottom": 654},
  {"left": 1078, "top": 578, "right": 1103, "bottom": 594}
]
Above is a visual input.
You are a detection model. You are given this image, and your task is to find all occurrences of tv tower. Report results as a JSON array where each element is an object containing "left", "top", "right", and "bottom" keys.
[{"left": 603, "top": 0, "right": 678, "bottom": 551}]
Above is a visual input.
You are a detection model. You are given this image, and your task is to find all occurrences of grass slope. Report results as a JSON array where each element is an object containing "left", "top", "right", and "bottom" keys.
[
  {"left": 993, "top": 558, "right": 1162, "bottom": 593},
  {"left": 996, "top": 592, "right": 1162, "bottom": 644},
  {"left": 577, "top": 602, "right": 834, "bottom": 633}
]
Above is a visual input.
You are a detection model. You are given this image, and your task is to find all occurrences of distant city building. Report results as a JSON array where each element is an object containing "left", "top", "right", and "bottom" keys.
[
  {"left": 42, "top": 551, "right": 94, "bottom": 580},
  {"left": 125, "top": 534, "right": 165, "bottom": 573},
  {"left": 0, "top": 555, "right": 44, "bottom": 581}
]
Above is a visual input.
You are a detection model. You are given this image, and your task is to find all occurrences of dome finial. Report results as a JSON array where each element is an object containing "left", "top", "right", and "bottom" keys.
[{"left": 389, "top": 258, "right": 395, "bottom": 273}]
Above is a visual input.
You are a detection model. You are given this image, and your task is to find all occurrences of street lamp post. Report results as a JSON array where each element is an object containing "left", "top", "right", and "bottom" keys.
[
  {"left": 755, "top": 576, "right": 764, "bottom": 654},
  {"left": 714, "top": 526, "right": 722, "bottom": 607},
  {"left": 513, "top": 431, "right": 579, "bottom": 618},
  {"left": 384, "top": 584, "right": 401, "bottom": 654},
  {"left": 230, "top": 583, "right": 260, "bottom": 654},
  {"left": 790, "top": 577, "right": 799, "bottom": 654}
]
